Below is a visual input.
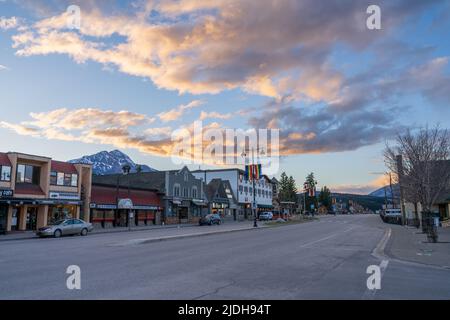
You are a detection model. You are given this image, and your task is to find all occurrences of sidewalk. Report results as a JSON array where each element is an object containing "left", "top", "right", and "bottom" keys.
[
  {"left": 0, "top": 221, "right": 257, "bottom": 242},
  {"left": 385, "top": 224, "right": 450, "bottom": 268}
]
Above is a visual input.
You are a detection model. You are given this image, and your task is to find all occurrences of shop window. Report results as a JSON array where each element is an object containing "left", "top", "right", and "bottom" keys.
[
  {"left": 0, "top": 166, "right": 11, "bottom": 181},
  {"left": 48, "top": 205, "right": 76, "bottom": 224}
]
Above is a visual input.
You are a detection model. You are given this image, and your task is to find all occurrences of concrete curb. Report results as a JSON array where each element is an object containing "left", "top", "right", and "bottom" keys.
[
  {"left": 0, "top": 223, "right": 258, "bottom": 243},
  {"left": 110, "top": 226, "right": 262, "bottom": 246}
]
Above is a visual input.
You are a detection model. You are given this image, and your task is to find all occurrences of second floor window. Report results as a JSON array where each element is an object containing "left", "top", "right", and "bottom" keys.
[
  {"left": 183, "top": 187, "right": 188, "bottom": 198},
  {"left": 51, "top": 171, "right": 78, "bottom": 187},
  {"left": 192, "top": 187, "right": 198, "bottom": 199},
  {"left": 174, "top": 184, "right": 180, "bottom": 197},
  {"left": 16, "top": 164, "right": 40, "bottom": 184},
  {"left": 0, "top": 165, "right": 11, "bottom": 182}
]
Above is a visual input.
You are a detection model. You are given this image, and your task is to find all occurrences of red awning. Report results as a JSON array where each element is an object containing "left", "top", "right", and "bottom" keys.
[
  {"left": 51, "top": 161, "right": 78, "bottom": 174},
  {"left": 15, "top": 184, "right": 45, "bottom": 196},
  {"left": 0, "top": 153, "right": 11, "bottom": 166},
  {"left": 91, "top": 185, "right": 161, "bottom": 207}
]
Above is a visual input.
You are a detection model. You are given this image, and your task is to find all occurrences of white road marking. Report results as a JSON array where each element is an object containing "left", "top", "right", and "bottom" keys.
[{"left": 299, "top": 227, "right": 357, "bottom": 248}]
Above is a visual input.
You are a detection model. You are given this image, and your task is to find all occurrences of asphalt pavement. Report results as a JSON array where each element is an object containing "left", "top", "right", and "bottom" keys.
[{"left": 0, "top": 215, "right": 449, "bottom": 300}]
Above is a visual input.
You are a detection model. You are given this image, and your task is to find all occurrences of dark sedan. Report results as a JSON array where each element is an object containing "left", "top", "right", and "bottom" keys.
[{"left": 199, "top": 214, "right": 222, "bottom": 226}]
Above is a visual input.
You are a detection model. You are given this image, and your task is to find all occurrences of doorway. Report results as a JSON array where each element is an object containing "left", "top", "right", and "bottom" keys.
[
  {"left": 0, "top": 205, "right": 7, "bottom": 234},
  {"left": 26, "top": 207, "right": 38, "bottom": 231},
  {"left": 178, "top": 207, "right": 189, "bottom": 223}
]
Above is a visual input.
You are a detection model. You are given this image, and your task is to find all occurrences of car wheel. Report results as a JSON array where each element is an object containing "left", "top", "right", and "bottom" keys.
[
  {"left": 54, "top": 230, "right": 62, "bottom": 238},
  {"left": 80, "top": 228, "right": 88, "bottom": 236}
]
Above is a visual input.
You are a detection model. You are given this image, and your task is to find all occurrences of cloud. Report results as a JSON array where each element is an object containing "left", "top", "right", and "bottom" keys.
[
  {"left": 24, "top": 108, "right": 154, "bottom": 129},
  {"left": 0, "top": 64, "right": 8, "bottom": 70},
  {"left": 331, "top": 175, "right": 390, "bottom": 195},
  {"left": 0, "top": 107, "right": 174, "bottom": 157},
  {"left": 7, "top": 0, "right": 441, "bottom": 101},
  {"left": 248, "top": 95, "right": 404, "bottom": 156},
  {"left": 199, "top": 111, "right": 234, "bottom": 121},
  {"left": 158, "top": 100, "right": 204, "bottom": 122},
  {"left": 0, "top": 16, "right": 19, "bottom": 30},
  {"left": 379, "top": 56, "right": 450, "bottom": 107}
]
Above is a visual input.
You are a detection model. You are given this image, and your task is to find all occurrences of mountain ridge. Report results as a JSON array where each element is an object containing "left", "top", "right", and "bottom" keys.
[{"left": 69, "top": 150, "right": 157, "bottom": 175}]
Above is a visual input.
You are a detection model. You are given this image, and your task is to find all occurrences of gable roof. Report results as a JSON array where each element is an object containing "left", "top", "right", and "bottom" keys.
[
  {"left": 205, "top": 178, "right": 237, "bottom": 203},
  {"left": 51, "top": 160, "right": 78, "bottom": 174},
  {"left": 0, "top": 153, "right": 11, "bottom": 166}
]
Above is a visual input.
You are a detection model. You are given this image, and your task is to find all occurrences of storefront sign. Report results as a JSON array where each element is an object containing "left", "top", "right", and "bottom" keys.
[
  {"left": 90, "top": 203, "right": 117, "bottom": 210},
  {"left": 0, "top": 189, "right": 13, "bottom": 198},
  {"left": 133, "top": 205, "right": 161, "bottom": 210},
  {"left": 49, "top": 192, "right": 80, "bottom": 200}
]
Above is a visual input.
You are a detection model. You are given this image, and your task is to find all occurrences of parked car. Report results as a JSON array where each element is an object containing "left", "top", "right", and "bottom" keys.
[
  {"left": 199, "top": 214, "right": 222, "bottom": 226},
  {"left": 259, "top": 212, "right": 273, "bottom": 221},
  {"left": 37, "top": 219, "right": 94, "bottom": 238}
]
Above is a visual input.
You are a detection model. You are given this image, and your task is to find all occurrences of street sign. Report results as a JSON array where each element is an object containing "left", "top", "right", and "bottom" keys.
[{"left": 0, "top": 189, "right": 13, "bottom": 198}]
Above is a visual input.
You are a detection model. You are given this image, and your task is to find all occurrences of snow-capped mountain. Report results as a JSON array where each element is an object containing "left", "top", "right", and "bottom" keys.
[
  {"left": 369, "top": 184, "right": 400, "bottom": 198},
  {"left": 69, "top": 150, "right": 157, "bottom": 175}
]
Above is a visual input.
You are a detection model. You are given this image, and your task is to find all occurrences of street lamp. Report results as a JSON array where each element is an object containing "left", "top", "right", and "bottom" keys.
[{"left": 241, "top": 147, "right": 265, "bottom": 228}]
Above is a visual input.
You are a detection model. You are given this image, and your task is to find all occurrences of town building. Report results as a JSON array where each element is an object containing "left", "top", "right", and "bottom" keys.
[
  {"left": 90, "top": 183, "right": 163, "bottom": 228},
  {"left": 192, "top": 169, "right": 273, "bottom": 218},
  {"left": 92, "top": 166, "right": 207, "bottom": 224},
  {"left": 0, "top": 152, "right": 92, "bottom": 234},
  {"left": 398, "top": 159, "right": 450, "bottom": 226},
  {"left": 205, "top": 179, "right": 239, "bottom": 221}
]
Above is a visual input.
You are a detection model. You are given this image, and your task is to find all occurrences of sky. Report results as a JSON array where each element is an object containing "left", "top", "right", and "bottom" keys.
[{"left": 1, "top": 0, "right": 449, "bottom": 194}]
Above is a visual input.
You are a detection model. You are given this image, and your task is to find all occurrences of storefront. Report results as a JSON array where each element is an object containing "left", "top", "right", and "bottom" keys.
[
  {"left": 0, "top": 199, "right": 82, "bottom": 232},
  {"left": 90, "top": 184, "right": 162, "bottom": 229}
]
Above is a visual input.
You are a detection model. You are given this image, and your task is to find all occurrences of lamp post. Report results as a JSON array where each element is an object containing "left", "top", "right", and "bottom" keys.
[{"left": 242, "top": 147, "right": 265, "bottom": 228}]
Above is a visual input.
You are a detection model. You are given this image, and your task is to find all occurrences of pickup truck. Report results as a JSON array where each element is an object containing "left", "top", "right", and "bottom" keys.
[{"left": 380, "top": 209, "right": 402, "bottom": 224}]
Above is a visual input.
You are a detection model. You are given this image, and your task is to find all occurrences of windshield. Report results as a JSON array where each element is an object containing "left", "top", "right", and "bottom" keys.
[{"left": 49, "top": 220, "right": 65, "bottom": 225}]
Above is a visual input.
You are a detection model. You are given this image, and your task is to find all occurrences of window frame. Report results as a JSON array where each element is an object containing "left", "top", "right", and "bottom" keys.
[
  {"left": 0, "top": 165, "right": 11, "bottom": 182},
  {"left": 16, "top": 164, "right": 40, "bottom": 184}
]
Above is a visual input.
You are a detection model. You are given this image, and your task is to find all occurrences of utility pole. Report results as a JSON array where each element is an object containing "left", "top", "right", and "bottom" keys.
[{"left": 251, "top": 148, "right": 257, "bottom": 228}]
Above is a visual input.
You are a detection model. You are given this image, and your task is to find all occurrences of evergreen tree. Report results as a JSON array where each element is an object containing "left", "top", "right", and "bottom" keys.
[
  {"left": 319, "top": 186, "right": 332, "bottom": 209},
  {"left": 304, "top": 172, "right": 318, "bottom": 211},
  {"left": 288, "top": 176, "right": 298, "bottom": 202},
  {"left": 279, "top": 172, "right": 290, "bottom": 202}
]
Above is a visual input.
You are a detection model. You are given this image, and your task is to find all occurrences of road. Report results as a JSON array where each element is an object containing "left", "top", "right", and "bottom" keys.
[{"left": 1, "top": 215, "right": 449, "bottom": 299}]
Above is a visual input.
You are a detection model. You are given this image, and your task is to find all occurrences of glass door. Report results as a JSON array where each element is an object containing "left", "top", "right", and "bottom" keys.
[{"left": 26, "top": 207, "right": 38, "bottom": 231}]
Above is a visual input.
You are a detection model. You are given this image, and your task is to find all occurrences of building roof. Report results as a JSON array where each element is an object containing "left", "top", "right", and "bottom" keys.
[
  {"left": 205, "top": 178, "right": 237, "bottom": 203},
  {"left": 15, "top": 184, "right": 46, "bottom": 196},
  {"left": 0, "top": 153, "right": 11, "bottom": 166},
  {"left": 51, "top": 160, "right": 78, "bottom": 174},
  {"left": 91, "top": 184, "right": 161, "bottom": 206},
  {"left": 92, "top": 172, "right": 166, "bottom": 193}
]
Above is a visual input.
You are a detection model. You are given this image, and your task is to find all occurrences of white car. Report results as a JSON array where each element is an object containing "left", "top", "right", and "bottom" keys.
[{"left": 259, "top": 212, "right": 273, "bottom": 221}]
